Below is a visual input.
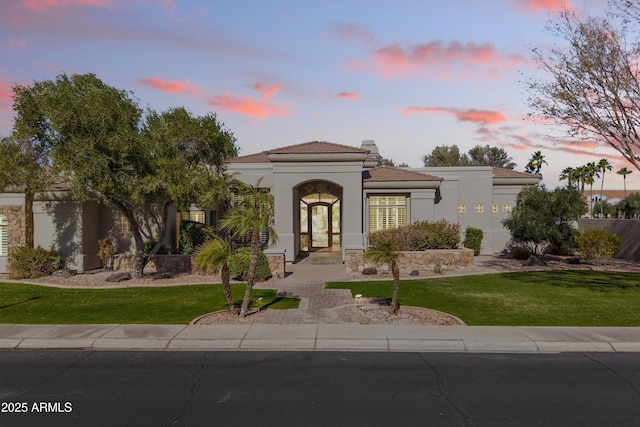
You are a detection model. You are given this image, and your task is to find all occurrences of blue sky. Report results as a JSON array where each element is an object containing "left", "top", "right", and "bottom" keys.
[{"left": 1, "top": 0, "right": 636, "bottom": 190}]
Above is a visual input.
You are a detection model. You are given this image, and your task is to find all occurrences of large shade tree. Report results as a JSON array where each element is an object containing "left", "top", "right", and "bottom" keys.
[
  {"left": 423, "top": 144, "right": 516, "bottom": 169},
  {"left": 0, "top": 136, "right": 54, "bottom": 248},
  {"left": 527, "top": 8, "right": 640, "bottom": 173},
  {"left": 10, "top": 73, "right": 237, "bottom": 277}
]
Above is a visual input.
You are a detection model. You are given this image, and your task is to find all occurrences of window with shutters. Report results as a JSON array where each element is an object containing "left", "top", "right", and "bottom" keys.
[
  {"left": 0, "top": 215, "right": 7, "bottom": 256},
  {"left": 369, "top": 195, "right": 407, "bottom": 232}
]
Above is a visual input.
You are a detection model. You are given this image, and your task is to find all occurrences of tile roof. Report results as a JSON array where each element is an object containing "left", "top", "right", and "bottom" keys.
[
  {"left": 228, "top": 151, "right": 270, "bottom": 163},
  {"left": 267, "top": 140, "right": 369, "bottom": 154},
  {"left": 588, "top": 190, "right": 640, "bottom": 201},
  {"left": 229, "top": 141, "right": 368, "bottom": 163},
  {"left": 492, "top": 167, "right": 541, "bottom": 179},
  {"left": 363, "top": 166, "right": 442, "bottom": 182}
]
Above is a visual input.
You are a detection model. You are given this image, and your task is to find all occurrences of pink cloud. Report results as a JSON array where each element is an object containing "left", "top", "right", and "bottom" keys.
[
  {"left": 137, "top": 77, "right": 207, "bottom": 99},
  {"left": 210, "top": 92, "right": 289, "bottom": 120},
  {"left": 331, "top": 23, "right": 376, "bottom": 45},
  {"left": 336, "top": 92, "right": 358, "bottom": 100},
  {"left": 7, "top": 39, "right": 27, "bottom": 48},
  {"left": 516, "top": 0, "right": 573, "bottom": 13},
  {"left": 252, "top": 83, "right": 282, "bottom": 100},
  {"left": 403, "top": 106, "right": 507, "bottom": 125},
  {"left": 0, "top": 79, "right": 13, "bottom": 111},
  {"left": 353, "top": 40, "right": 528, "bottom": 79},
  {"left": 23, "top": 0, "right": 111, "bottom": 10}
]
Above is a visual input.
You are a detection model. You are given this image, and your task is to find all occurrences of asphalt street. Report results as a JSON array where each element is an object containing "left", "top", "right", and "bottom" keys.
[{"left": 1, "top": 350, "right": 640, "bottom": 426}]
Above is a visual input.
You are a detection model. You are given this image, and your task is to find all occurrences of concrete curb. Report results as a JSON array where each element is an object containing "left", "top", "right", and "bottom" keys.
[{"left": 2, "top": 324, "right": 640, "bottom": 353}]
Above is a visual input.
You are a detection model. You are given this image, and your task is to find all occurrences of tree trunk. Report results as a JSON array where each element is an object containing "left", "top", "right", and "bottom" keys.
[
  {"left": 390, "top": 260, "right": 400, "bottom": 315},
  {"left": 126, "top": 211, "right": 146, "bottom": 279},
  {"left": 239, "top": 230, "right": 260, "bottom": 317},
  {"left": 145, "top": 203, "right": 170, "bottom": 266},
  {"left": 24, "top": 192, "right": 34, "bottom": 248},
  {"left": 221, "top": 264, "right": 236, "bottom": 314}
]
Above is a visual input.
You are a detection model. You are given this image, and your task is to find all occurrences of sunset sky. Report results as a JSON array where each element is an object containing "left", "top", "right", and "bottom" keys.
[{"left": 0, "top": 0, "right": 636, "bottom": 190}]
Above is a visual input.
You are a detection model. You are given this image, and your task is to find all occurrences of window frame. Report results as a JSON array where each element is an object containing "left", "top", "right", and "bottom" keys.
[{"left": 368, "top": 195, "right": 408, "bottom": 233}]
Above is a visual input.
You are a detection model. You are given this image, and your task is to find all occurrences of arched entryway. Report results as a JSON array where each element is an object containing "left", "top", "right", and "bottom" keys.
[{"left": 295, "top": 181, "right": 342, "bottom": 254}]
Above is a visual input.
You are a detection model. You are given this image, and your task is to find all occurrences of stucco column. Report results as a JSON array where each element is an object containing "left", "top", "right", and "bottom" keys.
[{"left": 341, "top": 178, "right": 364, "bottom": 251}]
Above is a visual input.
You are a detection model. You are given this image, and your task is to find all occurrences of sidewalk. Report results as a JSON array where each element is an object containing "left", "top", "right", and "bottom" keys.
[{"left": 2, "top": 323, "right": 640, "bottom": 353}]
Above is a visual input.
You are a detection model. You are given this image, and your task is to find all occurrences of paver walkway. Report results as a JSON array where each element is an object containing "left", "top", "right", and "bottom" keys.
[{"left": 253, "top": 255, "right": 362, "bottom": 324}]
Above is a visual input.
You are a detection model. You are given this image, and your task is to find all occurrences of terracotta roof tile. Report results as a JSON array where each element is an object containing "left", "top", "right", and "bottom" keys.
[
  {"left": 229, "top": 141, "right": 369, "bottom": 163},
  {"left": 492, "top": 167, "right": 541, "bottom": 179},
  {"left": 363, "top": 166, "right": 442, "bottom": 182},
  {"left": 229, "top": 151, "right": 270, "bottom": 163},
  {"left": 267, "top": 140, "right": 369, "bottom": 154}
]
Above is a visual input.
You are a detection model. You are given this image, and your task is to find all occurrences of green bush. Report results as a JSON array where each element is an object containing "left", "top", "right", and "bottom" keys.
[
  {"left": 143, "top": 239, "right": 171, "bottom": 255},
  {"left": 402, "top": 220, "right": 461, "bottom": 250},
  {"left": 178, "top": 221, "right": 218, "bottom": 255},
  {"left": 97, "top": 237, "right": 115, "bottom": 270},
  {"left": 228, "top": 247, "right": 272, "bottom": 281},
  {"left": 463, "top": 227, "right": 483, "bottom": 256},
  {"left": 511, "top": 248, "right": 530, "bottom": 260},
  {"left": 7, "top": 245, "right": 64, "bottom": 279},
  {"left": 577, "top": 229, "right": 623, "bottom": 265}
]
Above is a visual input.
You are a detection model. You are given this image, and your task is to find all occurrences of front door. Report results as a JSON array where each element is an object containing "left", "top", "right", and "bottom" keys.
[{"left": 310, "top": 203, "right": 331, "bottom": 249}]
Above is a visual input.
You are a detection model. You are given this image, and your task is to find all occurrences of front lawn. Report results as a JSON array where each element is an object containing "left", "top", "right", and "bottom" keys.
[
  {"left": 327, "top": 271, "right": 640, "bottom": 326},
  {"left": 0, "top": 283, "right": 298, "bottom": 324}
]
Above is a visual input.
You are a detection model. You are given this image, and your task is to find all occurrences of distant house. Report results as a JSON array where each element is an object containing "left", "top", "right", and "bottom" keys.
[{"left": 0, "top": 139, "right": 540, "bottom": 273}]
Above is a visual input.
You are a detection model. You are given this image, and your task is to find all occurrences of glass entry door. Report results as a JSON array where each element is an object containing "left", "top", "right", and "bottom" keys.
[{"left": 310, "top": 204, "right": 330, "bottom": 248}]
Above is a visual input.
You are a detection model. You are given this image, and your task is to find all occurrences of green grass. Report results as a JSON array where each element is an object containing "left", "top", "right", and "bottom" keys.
[
  {"left": 0, "top": 283, "right": 298, "bottom": 324},
  {"left": 327, "top": 271, "right": 640, "bottom": 326}
]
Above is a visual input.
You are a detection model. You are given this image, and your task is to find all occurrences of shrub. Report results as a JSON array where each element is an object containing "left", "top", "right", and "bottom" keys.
[
  {"left": 511, "top": 248, "right": 530, "bottom": 260},
  {"left": 7, "top": 245, "right": 64, "bottom": 279},
  {"left": 463, "top": 227, "right": 483, "bottom": 256},
  {"left": 97, "top": 237, "right": 115, "bottom": 270},
  {"left": 228, "top": 247, "right": 272, "bottom": 281},
  {"left": 577, "top": 229, "right": 623, "bottom": 265},
  {"left": 402, "top": 220, "right": 461, "bottom": 250},
  {"left": 143, "top": 239, "right": 171, "bottom": 255},
  {"left": 178, "top": 221, "right": 218, "bottom": 255}
]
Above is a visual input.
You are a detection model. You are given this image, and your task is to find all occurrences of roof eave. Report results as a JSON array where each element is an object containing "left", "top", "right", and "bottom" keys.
[{"left": 364, "top": 180, "right": 442, "bottom": 189}]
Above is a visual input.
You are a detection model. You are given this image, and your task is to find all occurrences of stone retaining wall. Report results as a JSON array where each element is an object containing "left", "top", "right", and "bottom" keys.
[
  {"left": 264, "top": 252, "right": 286, "bottom": 279},
  {"left": 0, "top": 205, "right": 26, "bottom": 251},
  {"left": 345, "top": 248, "right": 474, "bottom": 276},
  {"left": 113, "top": 254, "right": 192, "bottom": 274}
]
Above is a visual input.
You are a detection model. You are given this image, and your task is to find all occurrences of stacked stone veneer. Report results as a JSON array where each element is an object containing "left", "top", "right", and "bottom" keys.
[
  {"left": 0, "top": 205, "right": 26, "bottom": 252},
  {"left": 265, "top": 252, "right": 286, "bottom": 279},
  {"left": 113, "top": 252, "right": 287, "bottom": 278},
  {"left": 113, "top": 254, "right": 192, "bottom": 274},
  {"left": 345, "top": 248, "right": 474, "bottom": 275}
]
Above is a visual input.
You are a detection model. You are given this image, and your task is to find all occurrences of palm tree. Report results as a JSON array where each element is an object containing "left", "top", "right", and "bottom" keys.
[
  {"left": 221, "top": 179, "right": 277, "bottom": 317},
  {"left": 193, "top": 235, "right": 236, "bottom": 314},
  {"left": 525, "top": 151, "right": 547, "bottom": 174},
  {"left": 365, "top": 230, "right": 401, "bottom": 315},
  {"left": 583, "top": 162, "right": 600, "bottom": 215},
  {"left": 597, "top": 158, "right": 613, "bottom": 207},
  {"left": 617, "top": 167, "right": 633, "bottom": 198},
  {"left": 559, "top": 166, "right": 576, "bottom": 188}
]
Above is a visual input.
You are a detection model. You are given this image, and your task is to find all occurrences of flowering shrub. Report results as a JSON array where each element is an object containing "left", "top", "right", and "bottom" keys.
[{"left": 577, "top": 229, "right": 622, "bottom": 265}]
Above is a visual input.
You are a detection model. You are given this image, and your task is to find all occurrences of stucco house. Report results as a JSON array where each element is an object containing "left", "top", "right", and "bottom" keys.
[
  {"left": 0, "top": 139, "right": 540, "bottom": 273},
  {"left": 226, "top": 140, "right": 540, "bottom": 263}
]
